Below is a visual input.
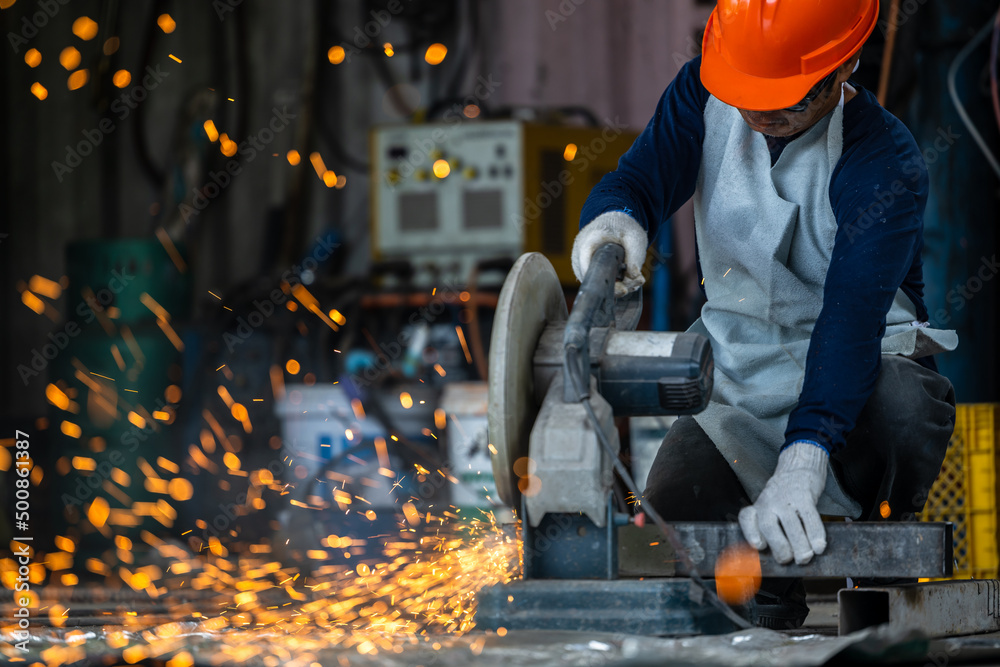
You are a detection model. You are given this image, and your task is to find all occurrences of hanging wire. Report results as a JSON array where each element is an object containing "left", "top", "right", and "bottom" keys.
[
  {"left": 948, "top": 10, "right": 1000, "bottom": 179},
  {"left": 990, "top": 5, "right": 1000, "bottom": 133}
]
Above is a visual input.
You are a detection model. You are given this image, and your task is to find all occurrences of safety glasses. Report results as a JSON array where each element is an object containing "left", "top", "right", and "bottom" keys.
[{"left": 781, "top": 70, "right": 839, "bottom": 113}]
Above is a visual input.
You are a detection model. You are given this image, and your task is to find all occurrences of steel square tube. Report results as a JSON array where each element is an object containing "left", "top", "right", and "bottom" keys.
[{"left": 619, "top": 522, "right": 953, "bottom": 579}]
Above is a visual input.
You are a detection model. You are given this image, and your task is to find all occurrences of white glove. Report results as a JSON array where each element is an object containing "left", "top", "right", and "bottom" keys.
[
  {"left": 571, "top": 211, "right": 647, "bottom": 298},
  {"left": 738, "top": 441, "right": 828, "bottom": 565}
]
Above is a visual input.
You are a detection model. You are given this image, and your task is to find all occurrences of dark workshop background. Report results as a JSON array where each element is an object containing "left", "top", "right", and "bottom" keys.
[{"left": 0, "top": 0, "right": 997, "bottom": 552}]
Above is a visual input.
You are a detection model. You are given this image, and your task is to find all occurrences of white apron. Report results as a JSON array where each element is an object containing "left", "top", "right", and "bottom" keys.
[{"left": 690, "top": 96, "right": 958, "bottom": 517}]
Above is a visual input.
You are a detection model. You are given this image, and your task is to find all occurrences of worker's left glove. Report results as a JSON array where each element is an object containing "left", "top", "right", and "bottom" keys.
[{"left": 738, "top": 441, "right": 828, "bottom": 565}]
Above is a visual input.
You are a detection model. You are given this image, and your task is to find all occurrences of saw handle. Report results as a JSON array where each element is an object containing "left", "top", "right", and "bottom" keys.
[{"left": 563, "top": 243, "right": 625, "bottom": 402}]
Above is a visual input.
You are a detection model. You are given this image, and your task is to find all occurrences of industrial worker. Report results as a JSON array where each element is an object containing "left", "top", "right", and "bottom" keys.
[{"left": 571, "top": 0, "right": 957, "bottom": 628}]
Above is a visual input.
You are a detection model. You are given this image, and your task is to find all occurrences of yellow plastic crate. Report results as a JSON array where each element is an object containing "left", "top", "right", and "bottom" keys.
[{"left": 921, "top": 404, "right": 1000, "bottom": 579}]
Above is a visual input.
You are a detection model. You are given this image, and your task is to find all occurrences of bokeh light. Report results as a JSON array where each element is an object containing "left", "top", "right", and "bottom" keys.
[
  {"left": 72, "top": 16, "right": 99, "bottom": 41},
  {"left": 157, "top": 13, "right": 176, "bottom": 33},
  {"left": 424, "top": 43, "right": 448, "bottom": 65},
  {"left": 67, "top": 69, "right": 90, "bottom": 91},
  {"left": 59, "top": 46, "right": 81, "bottom": 71},
  {"left": 112, "top": 69, "right": 132, "bottom": 88},
  {"left": 327, "top": 46, "right": 345, "bottom": 65},
  {"left": 24, "top": 48, "right": 41, "bottom": 68}
]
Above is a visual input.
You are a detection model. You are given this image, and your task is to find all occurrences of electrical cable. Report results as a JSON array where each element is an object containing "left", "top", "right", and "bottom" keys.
[
  {"left": 442, "top": 0, "right": 477, "bottom": 102},
  {"left": 316, "top": 106, "right": 371, "bottom": 172},
  {"left": 562, "top": 345, "right": 754, "bottom": 631},
  {"left": 150, "top": 2, "right": 251, "bottom": 242},
  {"left": 272, "top": 0, "right": 320, "bottom": 270},
  {"left": 948, "top": 11, "right": 1000, "bottom": 179},
  {"left": 320, "top": 17, "right": 400, "bottom": 166},
  {"left": 132, "top": 0, "right": 170, "bottom": 187},
  {"left": 96, "top": 0, "right": 122, "bottom": 236},
  {"left": 355, "top": 3, "right": 417, "bottom": 117},
  {"left": 877, "top": 0, "right": 902, "bottom": 106},
  {"left": 463, "top": 262, "right": 489, "bottom": 382},
  {"left": 991, "top": 4, "right": 1000, "bottom": 133},
  {"left": 231, "top": 4, "right": 251, "bottom": 142}
]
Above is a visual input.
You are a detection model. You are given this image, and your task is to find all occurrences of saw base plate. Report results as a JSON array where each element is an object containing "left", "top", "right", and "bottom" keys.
[{"left": 476, "top": 579, "right": 739, "bottom": 636}]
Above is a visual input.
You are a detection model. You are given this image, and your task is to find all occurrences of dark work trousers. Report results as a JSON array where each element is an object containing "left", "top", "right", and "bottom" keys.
[{"left": 643, "top": 354, "right": 957, "bottom": 528}]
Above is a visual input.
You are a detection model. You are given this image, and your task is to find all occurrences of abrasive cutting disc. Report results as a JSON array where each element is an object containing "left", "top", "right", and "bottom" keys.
[{"left": 488, "top": 253, "right": 568, "bottom": 507}]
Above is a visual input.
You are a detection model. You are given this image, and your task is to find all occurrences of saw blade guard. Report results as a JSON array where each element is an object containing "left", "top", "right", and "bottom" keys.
[{"left": 487, "top": 252, "right": 568, "bottom": 507}]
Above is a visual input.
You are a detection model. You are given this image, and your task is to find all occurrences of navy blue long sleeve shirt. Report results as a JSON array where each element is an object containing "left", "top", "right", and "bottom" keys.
[{"left": 580, "top": 57, "right": 932, "bottom": 454}]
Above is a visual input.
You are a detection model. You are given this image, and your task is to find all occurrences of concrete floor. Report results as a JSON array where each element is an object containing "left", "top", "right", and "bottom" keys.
[{"left": 6, "top": 589, "right": 1000, "bottom": 666}]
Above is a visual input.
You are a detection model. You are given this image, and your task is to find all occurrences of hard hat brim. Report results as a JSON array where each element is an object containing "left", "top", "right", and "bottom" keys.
[{"left": 700, "top": 4, "right": 878, "bottom": 111}]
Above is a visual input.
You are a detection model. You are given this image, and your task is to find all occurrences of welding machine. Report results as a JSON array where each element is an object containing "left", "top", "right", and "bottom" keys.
[{"left": 370, "top": 121, "right": 637, "bottom": 286}]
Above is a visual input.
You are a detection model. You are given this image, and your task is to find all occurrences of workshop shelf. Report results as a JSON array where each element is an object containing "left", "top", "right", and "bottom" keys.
[{"left": 921, "top": 403, "right": 1000, "bottom": 580}]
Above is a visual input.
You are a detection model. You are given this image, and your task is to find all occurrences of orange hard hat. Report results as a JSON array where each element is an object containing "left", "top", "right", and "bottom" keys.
[{"left": 701, "top": 0, "right": 879, "bottom": 111}]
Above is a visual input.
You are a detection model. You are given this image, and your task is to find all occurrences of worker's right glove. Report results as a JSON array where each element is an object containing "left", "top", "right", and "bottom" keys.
[
  {"left": 738, "top": 441, "right": 829, "bottom": 565},
  {"left": 571, "top": 211, "right": 647, "bottom": 298}
]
